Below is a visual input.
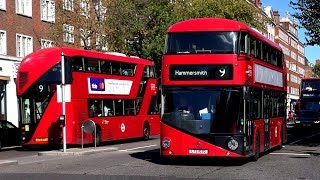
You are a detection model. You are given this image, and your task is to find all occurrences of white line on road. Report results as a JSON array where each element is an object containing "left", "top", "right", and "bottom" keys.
[
  {"left": 289, "top": 132, "right": 320, "bottom": 145},
  {"left": 119, "top": 144, "right": 157, "bottom": 152},
  {"left": 270, "top": 152, "right": 310, "bottom": 156}
]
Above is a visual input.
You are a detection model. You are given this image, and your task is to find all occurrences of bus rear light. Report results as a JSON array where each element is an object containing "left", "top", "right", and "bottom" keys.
[
  {"left": 22, "top": 137, "right": 26, "bottom": 141},
  {"left": 21, "top": 131, "right": 25, "bottom": 135},
  {"left": 227, "top": 138, "right": 239, "bottom": 151},
  {"left": 162, "top": 138, "right": 171, "bottom": 149}
]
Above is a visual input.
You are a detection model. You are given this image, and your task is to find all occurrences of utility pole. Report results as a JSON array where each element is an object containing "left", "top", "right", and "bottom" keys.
[{"left": 61, "top": 52, "right": 67, "bottom": 152}]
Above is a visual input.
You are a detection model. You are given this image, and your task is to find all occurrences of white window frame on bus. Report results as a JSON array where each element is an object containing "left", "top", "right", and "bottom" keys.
[
  {"left": 41, "top": 39, "right": 54, "bottom": 49},
  {"left": 63, "top": 24, "right": 74, "bottom": 44},
  {"left": 0, "top": 0, "right": 6, "bottom": 10},
  {"left": 16, "top": 33, "right": 33, "bottom": 58},
  {"left": 0, "top": 30, "right": 7, "bottom": 55},
  {"left": 16, "top": 0, "right": 32, "bottom": 17},
  {"left": 41, "top": 0, "right": 55, "bottom": 23},
  {"left": 63, "top": 0, "right": 74, "bottom": 11}
]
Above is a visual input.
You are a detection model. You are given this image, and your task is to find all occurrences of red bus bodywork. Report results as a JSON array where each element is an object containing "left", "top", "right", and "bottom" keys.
[
  {"left": 17, "top": 47, "right": 160, "bottom": 146},
  {"left": 161, "top": 18, "right": 287, "bottom": 159}
]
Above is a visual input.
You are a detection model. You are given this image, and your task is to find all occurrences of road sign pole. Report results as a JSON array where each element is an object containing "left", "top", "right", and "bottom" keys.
[{"left": 61, "top": 52, "right": 67, "bottom": 152}]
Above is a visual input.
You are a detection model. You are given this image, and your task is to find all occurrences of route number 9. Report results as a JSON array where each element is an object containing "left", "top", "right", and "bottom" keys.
[
  {"left": 38, "top": 85, "right": 44, "bottom": 92},
  {"left": 219, "top": 68, "right": 226, "bottom": 77}
]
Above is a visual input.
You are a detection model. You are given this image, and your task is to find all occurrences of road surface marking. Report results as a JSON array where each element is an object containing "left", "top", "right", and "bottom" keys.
[
  {"left": 0, "top": 146, "right": 21, "bottom": 150},
  {"left": 119, "top": 144, "right": 157, "bottom": 152},
  {"left": 270, "top": 152, "right": 310, "bottom": 156},
  {"left": 289, "top": 132, "right": 320, "bottom": 145}
]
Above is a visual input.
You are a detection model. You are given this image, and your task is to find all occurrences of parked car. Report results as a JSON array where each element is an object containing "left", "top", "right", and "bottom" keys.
[{"left": 0, "top": 120, "right": 20, "bottom": 149}]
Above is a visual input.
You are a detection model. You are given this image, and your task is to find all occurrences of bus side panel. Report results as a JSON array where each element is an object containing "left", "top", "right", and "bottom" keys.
[
  {"left": 27, "top": 93, "right": 61, "bottom": 145},
  {"left": 253, "top": 119, "right": 265, "bottom": 154},
  {"left": 269, "top": 117, "right": 283, "bottom": 148},
  {"left": 161, "top": 123, "right": 243, "bottom": 157},
  {"left": 149, "top": 115, "right": 160, "bottom": 136}
]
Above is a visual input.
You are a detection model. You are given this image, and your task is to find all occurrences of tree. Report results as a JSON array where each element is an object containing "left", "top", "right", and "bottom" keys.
[
  {"left": 49, "top": 0, "right": 108, "bottom": 51},
  {"left": 104, "top": 0, "right": 261, "bottom": 73},
  {"left": 312, "top": 63, "right": 320, "bottom": 78},
  {"left": 290, "top": 0, "right": 320, "bottom": 46}
]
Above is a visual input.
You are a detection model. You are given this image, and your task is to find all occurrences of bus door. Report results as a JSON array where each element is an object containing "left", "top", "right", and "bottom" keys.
[
  {"left": 263, "top": 91, "right": 270, "bottom": 151},
  {"left": 244, "top": 87, "right": 254, "bottom": 154}
]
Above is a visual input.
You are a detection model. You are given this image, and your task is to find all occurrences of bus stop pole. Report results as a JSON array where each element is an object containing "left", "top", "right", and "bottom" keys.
[{"left": 61, "top": 52, "right": 67, "bottom": 152}]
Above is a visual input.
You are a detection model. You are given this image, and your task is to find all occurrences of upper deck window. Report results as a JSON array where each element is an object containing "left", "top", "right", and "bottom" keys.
[{"left": 166, "top": 32, "right": 238, "bottom": 54}]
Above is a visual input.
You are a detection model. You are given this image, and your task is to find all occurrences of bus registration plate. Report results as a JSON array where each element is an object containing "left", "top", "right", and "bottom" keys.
[{"left": 189, "top": 149, "right": 208, "bottom": 154}]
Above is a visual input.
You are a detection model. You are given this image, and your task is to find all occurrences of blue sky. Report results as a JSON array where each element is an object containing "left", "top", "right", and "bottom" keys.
[{"left": 262, "top": 0, "right": 319, "bottom": 64}]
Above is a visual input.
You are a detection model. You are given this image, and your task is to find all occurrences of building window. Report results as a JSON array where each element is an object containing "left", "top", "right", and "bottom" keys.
[
  {"left": 63, "top": 24, "right": 74, "bottom": 44},
  {"left": 80, "top": 0, "right": 90, "bottom": 17},
  {"left": 80, "top": 29, "right": 91, "bottom": 47},
  {"left": 16, "top": 0, "right": 32, "bottom": 17},
  {"left": 279, "top": 30, "right": 288, "bottom": 44},
  {"left": 96, "top": 33, "right": 107, "bottom": 51},
  {"left": 0, "top": 0, "right": 6, "bottom": 10},
  {"left": 0, "top": 30, "right": 6, "bottom": 55},
  {"left": 41, "top": 0, "right": 55, "bottom": 22},
  {"left": 41, "top": 39, "right": 54, "bottom": 49},
  {"left": 63, "top": 0, "right": 73, "bottom": 11},
  {"left": 16, "top": 34, "right": 33, "bottom": 58}
]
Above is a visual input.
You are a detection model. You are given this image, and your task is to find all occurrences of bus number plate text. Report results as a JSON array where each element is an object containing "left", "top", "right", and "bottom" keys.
[{"left": 188, "top": 149, "right": 209, "bottom": 154}]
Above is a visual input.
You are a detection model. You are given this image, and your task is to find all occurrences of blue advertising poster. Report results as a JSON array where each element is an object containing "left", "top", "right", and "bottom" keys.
[{"left": 89, "top": 78, "right": 105, "bottom": 92}]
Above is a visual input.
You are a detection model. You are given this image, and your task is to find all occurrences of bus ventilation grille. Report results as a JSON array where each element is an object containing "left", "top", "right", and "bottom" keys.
[{"left": 19, "top": 72, "right": 28, "bottom": 90}]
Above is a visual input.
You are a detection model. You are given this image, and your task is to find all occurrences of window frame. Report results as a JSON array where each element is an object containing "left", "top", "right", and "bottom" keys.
[{"left": 0, "top": 30, "right": 7, "bottom": 55}]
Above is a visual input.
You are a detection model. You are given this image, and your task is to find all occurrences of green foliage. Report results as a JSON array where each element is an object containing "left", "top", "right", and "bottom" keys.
[
  {"left": 312, "top": 63, "right": 320, "bottom": 78},
  {"left": 290, "top": 0, "right": 320, "bottom": 46},
  {"left": 105, "top": 0, "right": 261, "bottom": 74}
]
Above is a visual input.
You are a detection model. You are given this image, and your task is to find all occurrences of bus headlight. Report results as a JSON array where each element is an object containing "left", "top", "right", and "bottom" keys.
[
  {"left": 227, "top": 138, "right": 239, "bottom": 151},
  {"left": 162, "top": 138, "right": 171, "bottom": 149}
]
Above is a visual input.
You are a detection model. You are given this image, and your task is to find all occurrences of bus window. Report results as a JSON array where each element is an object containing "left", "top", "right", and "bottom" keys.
[
  {"left": 124, "top": 100, "right": 135, "bottom": 115},
  {"left": 86, "top": 58, "right": 100, "bottom": 73},
  {"left": 100, "top": 61, "right": 111, "bottom": 74},
  {"left": 88, "top": 100, "right": 102, "bottom": 118},
  {"left": 111, "top": 62, "right": 121, "bottom": 75},
  {"left": 102, "top": 100, "right": 114, "bottom": 116},
  {"left": 148, "top": 96, "right": 159, "bottom": 115},
  {"left": 121, "top": 63, "right": 136, "bottom": 76},
  {"left": 249, "top": 37, "right": 256, "bottom": 57},
  {"left": 72, "top": 57, "right": 84, "bottom": 71},
  {"left": 239, "top": 32, "right": 249, "bottom": 54},
  {"left": 143, "top": 66, "right": 150, "bottom": 78},
  {"left": 114, "top": 99, "right": 124, "bottom": 116},
  {"left": 255, "top": 40, "right": 262, "bottom": 60}
]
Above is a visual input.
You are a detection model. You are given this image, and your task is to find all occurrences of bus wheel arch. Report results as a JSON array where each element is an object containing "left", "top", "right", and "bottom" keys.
[{"left": 143, "top": 121, "right": 150, "bottom": 140}]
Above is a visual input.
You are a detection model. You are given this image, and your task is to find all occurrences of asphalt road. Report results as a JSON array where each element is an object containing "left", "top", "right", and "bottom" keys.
[{"left": 0, "top": 128, "right": 319, "bottom": 180}]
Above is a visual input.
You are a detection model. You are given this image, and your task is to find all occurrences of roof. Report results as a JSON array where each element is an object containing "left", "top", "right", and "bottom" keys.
[{"left": 167, "top": 18, "right": 282, "bottom": 51}]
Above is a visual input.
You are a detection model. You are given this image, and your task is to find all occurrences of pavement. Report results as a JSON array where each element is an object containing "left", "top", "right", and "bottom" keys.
[
  {"left": 0, "top": 160, "right": 18, "bottom": 167},
  {"left": 38, "top": 147, "right": 118, "bottom": 156}
]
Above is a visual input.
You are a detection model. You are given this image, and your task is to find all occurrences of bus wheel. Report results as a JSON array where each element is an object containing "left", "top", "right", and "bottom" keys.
[
  {"left": 253, "top": 134, "right": 260, "bottom": 161},
  {"left": 143, "top": 122, "right": 150, "bottom": 140},
  {"left": 93, "top": 130, "right": 102, "bottom": 147}
]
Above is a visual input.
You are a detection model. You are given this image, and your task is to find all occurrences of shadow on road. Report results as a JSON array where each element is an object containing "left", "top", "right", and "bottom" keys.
[{"left": 129, "top": 148, "right": 248, "bottom": 166}]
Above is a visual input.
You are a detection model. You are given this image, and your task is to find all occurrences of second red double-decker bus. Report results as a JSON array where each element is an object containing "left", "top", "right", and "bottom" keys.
[
  {"left": 17, "top": 47, "right": 160, "bottom": 146},
  {"left": 160, "top": 18, "right": 287, "bottom": 160}
]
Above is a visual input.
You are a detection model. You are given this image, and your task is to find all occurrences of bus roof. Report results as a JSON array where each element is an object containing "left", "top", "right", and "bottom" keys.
[
  {"left": 20, "top": 47, "right": 154, "bottom": 68},
  {"left": 167, "top": 18, "right": 282, "bottom": 51}
]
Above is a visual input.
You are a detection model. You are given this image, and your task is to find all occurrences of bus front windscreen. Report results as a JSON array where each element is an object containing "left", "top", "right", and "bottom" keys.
[
  {"left": 162, "top": 87, "right": 243, "bottom": 134},
  {"left": 165, "top": 31, "right": 238, "bottom": 54},
  {"left": 19, "top": 63, "right": 61, "bottom": 126}
]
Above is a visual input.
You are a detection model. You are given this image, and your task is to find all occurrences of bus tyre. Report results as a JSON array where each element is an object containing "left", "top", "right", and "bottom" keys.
[
  {"left": 143, "top": 123, "right": 150, "bottom": 141},
  {"left": 93, "top": 130, "right": 102, "bottom": 147},
  {"left": 253, "top": 134, "right": 260, "bottom": 161}
]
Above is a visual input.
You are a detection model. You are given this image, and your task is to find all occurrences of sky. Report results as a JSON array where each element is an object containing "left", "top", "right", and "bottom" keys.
[{"left": 261, "top": 0, "right": 319, "bottom": 64}]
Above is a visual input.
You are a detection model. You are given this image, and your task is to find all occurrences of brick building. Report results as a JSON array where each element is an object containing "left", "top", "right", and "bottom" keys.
[{"left": 0, "top": 0, "right": 54, "bottom": 126}]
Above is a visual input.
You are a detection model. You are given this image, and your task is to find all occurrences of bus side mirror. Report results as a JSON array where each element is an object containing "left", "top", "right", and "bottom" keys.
[{"left": 59, "top": 115, "right": 65, "bottom": 127}]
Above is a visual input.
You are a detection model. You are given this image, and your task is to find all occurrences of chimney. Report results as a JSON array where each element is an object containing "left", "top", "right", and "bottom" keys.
[
  {"left": 316, "top": 59, "right": 320, "bottom": 65},
  {"left": 255, "top": 0, "right": 262, "bottom": 8},
  {"left": 273, "top": 11, "right": 280, "bottom": 24}
]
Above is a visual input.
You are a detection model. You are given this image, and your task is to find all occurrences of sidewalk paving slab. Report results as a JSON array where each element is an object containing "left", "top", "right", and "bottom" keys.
[
  {"left": 38, "top": 147, "right": 118, "bottom": 156},
  {"left": 0, "top": 160, "right": 18, "bottom": 166}
]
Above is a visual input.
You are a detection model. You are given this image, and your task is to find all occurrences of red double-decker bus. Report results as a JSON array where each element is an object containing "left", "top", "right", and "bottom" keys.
[
  {"left": 160, "top": 18, "right": 287, "bottom": 160},
  {"left": 17, "top": 47, "right": 160, "bottom": 146}
]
